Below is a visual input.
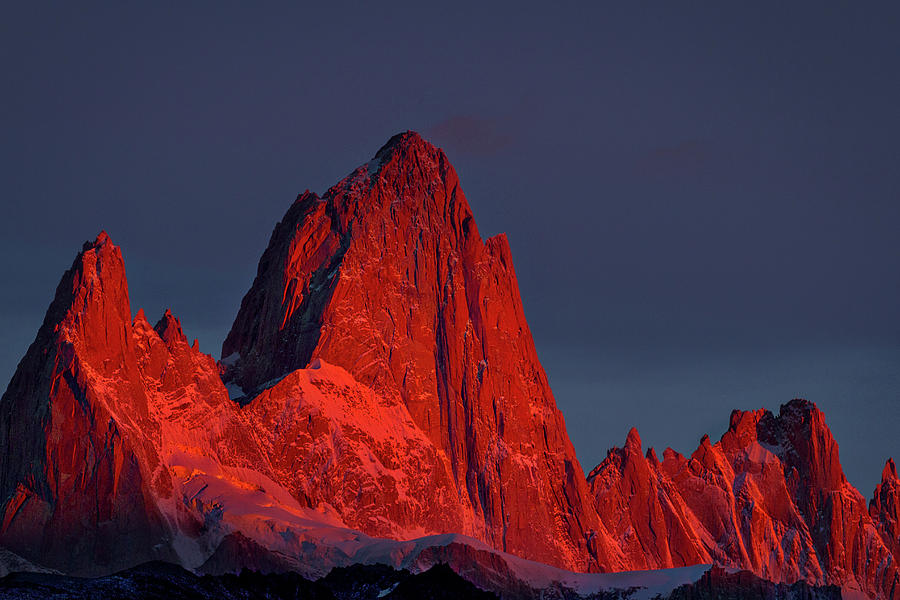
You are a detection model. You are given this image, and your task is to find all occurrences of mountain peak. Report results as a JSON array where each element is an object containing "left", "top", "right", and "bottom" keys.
[
  {"left": 778, "top": 398, "right": 821, "bottom": 421},
  {"left": 220, "top": 130, "right": 607, "bottom": 573},
  {"left": 365, "top": 130, "right": 448, "bottom": 182},
  {"left": 154, "top": 309, "right": 188, "bottom": 346},
  {"left": 40, "top": 230, "right": 132, "bottom": 360},
  {"left": 624, "top": 427, "right": 642, "bottom": 453},
  {"left": 726, "top": 408, "right": 769, "bottom": 445},
  {"left": 3, "top": 140, "right": 900, "bottom": 598},
  {"left": 0, "top": 232, "right": 172, "bottom": 574},
  {"left": 82, "top": 230, "right": 113, "bottom": 252},
  {"left": 374, "top": 130, "right": 430, "bottom": 159},
  {"left": 754, "top": 398, "right": 831, "bottom": 457},
  {"left": 870, "top": 457, "right": 900, "bottom": 577}
]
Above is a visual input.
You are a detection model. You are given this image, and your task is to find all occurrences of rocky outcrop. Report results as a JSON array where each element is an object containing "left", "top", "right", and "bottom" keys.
[
  {"left": 871, "top": 459, "right": 900, "bottom": 563},
  {"left": 0, "top": 559, "right": 843, "bottom": 600},
  {"left": 0, "top": 560, "right": 500, "bottom": 600},
  {"left": 588, "top": 428, "right": 713, "bottom": 571},
  {"left": 237, "top": 359, "right": 467, "bottom": 539},
  {"left": 755, "top": 401, "right": 897, "bottom": 598},
  {"left": 667, "top": 565, "right": 842, "bottom": 600}
]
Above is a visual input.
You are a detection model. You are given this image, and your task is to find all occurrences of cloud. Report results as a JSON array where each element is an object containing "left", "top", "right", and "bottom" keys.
[{"left": 425, "top": 115, "right": 514, "bottom": 156}]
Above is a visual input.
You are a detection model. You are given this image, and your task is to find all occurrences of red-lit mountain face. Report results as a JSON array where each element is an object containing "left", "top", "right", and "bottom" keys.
[
  {"left": 0, "top": 133, "right": 623, "bottom": 578},
  {"left": 589, "top": 401, "right": 899, "bottom": 599},
  {"left": 0, "top": 235, "right": 187, "bottom": 574},
  {"left": 0, "top": 234, "right": 279, "bottom": 575},
  {"left": 871, "top": 459, "right": 900, "bottom": 565},
  {"left": 0, "top": 132, "right": 897, "bottom": 599},
  {"left": 220, "top": 132, "right": 621, "bottom": 572}
]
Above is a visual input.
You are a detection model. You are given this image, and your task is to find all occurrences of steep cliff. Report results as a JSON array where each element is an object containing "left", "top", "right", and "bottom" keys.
[
  {"left": 0, "top": 234, "right": 176, "bottom": 574},
  {"left": 222, "top": 131, "right": 619, "bottom": 571}
]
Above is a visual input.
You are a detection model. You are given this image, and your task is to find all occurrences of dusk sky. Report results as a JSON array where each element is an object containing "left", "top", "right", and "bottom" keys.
[{"left": 2, "top": 3, "right": 898, "bottom": 495}]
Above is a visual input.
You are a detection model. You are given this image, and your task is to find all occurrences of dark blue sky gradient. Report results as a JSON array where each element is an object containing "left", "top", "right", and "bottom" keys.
[{"left": 2, "top": 3, "right": 898, "bottom": 495}]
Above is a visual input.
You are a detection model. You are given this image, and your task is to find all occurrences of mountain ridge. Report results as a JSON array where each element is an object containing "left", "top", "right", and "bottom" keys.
[{"left": 0, "top": 132, "right": 896, "bottom": 599}]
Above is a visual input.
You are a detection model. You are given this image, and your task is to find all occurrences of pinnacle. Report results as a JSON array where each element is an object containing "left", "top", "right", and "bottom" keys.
[
  {"left": 154, "top": 309, "right": 187, "bottom": 345},
  {"left": 377, "top": 130, "right": 426, "bottom": 152},
  {"left": 884, "top": 458, "right": 898, "bottom": 481},
  {"left": 82, "top": 230, "right": 113, "bottom": 252},
  {"left": 624, "top": 427, "right": 642, "bottom": 453}
]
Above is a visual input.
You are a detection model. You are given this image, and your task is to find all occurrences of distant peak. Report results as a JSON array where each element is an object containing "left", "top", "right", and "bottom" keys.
[
  {"left": 375, "top": 130, "right": 428, "bottom": 155},
  {"left": 154, "top": 309, "right": 188, "bottom": 346},
  {"left": 663, "top": 447, "right": 682, "bottom": 462},
  {"left": 624, "top": 427, "right": 642, "bottom": 453},
  {"left": 82, "top": 230, "right": 113, "bottom": 252},
  {"left": 726, "top": 408, "right": 771, "bottom": 448},
  {"left": 292, "top": 189, "right": 319, "bottom": 206},
  {"left": 728, "top": 408, "right": 768, "bottom": 431},
  {"left": 690, "top": 434, "right": 718, "bottom": 469},
  {"left": 773, "top": 399, "right": 829, "bottom": 436},
  {"left": 780, "top": 398, "right": 819, "bottom": 416},
  {"left": 371, "top": 130, "right": 444, "bottom": 169},
  {"left": 884, "top": 458, "right": 898, "bottom": 481}
]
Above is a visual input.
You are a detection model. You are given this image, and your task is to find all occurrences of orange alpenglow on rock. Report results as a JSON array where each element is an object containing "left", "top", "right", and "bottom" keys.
[
  {"left": 0, "top": 132, "right": 897, "bottom": 599},
  {"left": 589, "top": 400, "right": 899, "bottom": 598},
  {"left": 221, "top": 131, "right": 620, "bottom": 572}
]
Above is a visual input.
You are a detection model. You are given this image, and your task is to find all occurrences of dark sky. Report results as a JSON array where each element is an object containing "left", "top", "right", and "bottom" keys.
[{"left": 3, "top": 3, "right": 899, "bottom": 496}]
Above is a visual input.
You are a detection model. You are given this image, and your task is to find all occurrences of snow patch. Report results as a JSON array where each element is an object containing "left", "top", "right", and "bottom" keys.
[
  {"left": 367, "top": 155, "right": 384, "bottom": 178},
  {"left": 220, "top": 352, "right": 240, "bottom": 368},
  {"left": 0, "top": 548, "right": 60, "bottom": 578},
  {"left": 377, "top": 582, "right": 399, "bottom": 597},
  {"left": 224, "top": 382, "right": 245, "bottom": 401}
]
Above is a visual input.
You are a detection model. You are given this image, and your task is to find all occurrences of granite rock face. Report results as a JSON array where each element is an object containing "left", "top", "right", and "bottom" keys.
[
  {"left": 0, "top": 234, "right": 177, "bottom": 575},
  {"left": 0, "top": 234, "right": 263, "bottom": 575},
  {"left": 589, "top": 400, "right": 899, "bottom": 599},
  {"left": 871, "top": 459, "right": 900, "bottom": 563},
  {"left": 0, "top": 132, "right": 898, "bottom": 599},
  {"left": 222, "top": 131, "right": 619, "bottom": 572}
]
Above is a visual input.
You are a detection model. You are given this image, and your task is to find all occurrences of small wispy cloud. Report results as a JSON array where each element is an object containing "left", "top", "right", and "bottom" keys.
[{"left": 425, "top": 115, "right": 514, "bottom": 156}]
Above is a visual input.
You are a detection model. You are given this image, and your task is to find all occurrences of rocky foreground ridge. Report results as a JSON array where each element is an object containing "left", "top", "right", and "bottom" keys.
[
  {"left": 0, "top": 559, "right": 843, "bottom": 600},
  {"left": 0, "top": 132, "right": 896, "bottom": 599}
]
